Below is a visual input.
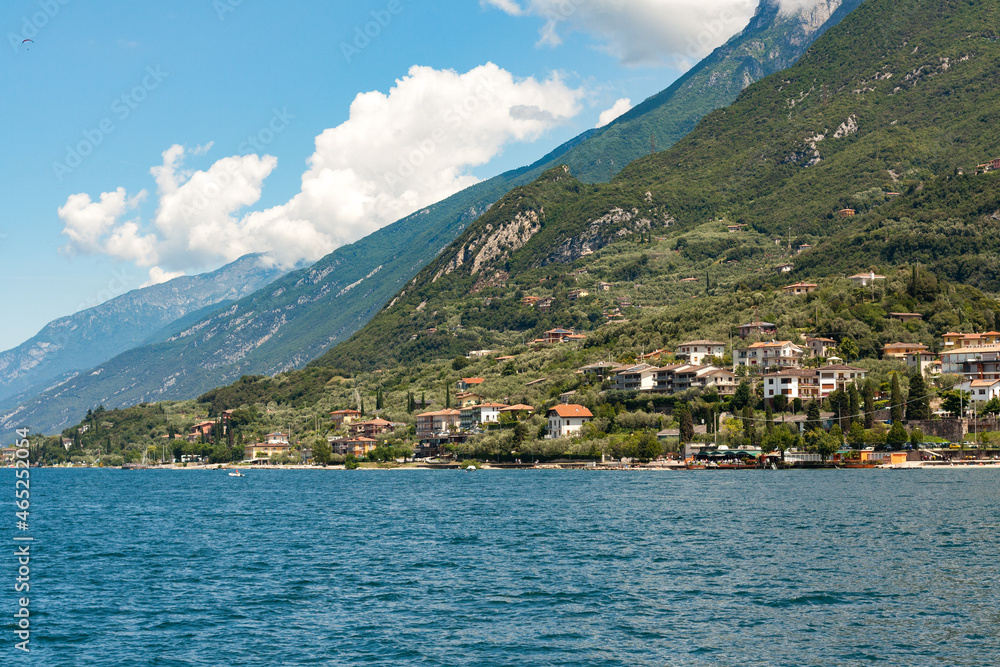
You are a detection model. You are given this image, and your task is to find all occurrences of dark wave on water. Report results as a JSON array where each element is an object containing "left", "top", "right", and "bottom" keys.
[{"left": 5, "top": 468, "right": 1000, "bottom": 666}]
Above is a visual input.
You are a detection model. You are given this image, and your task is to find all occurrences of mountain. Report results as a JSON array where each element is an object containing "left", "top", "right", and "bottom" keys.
[
  {"left": 1, "top": 0, "right": 867, "bottom": 438},
  {"left": 313, "top": 0, "right": 1000, "bottom": 373},
  {"left": 562, "top": 0, "right": 866, "bottom": 182},
  {"left": 0, "top": 254, "right": 286, "bottom": 405}
]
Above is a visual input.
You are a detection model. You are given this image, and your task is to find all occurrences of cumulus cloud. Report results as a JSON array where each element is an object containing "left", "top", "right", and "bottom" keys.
[
  {"left": 596, "top": 98, "right": 632, "bottom": 127},
  {"left": 58, "top": 62, "right": 583, "bottom": 278},
  {"left": 484, "top": 0, "right": 768, "bottom": 67}
]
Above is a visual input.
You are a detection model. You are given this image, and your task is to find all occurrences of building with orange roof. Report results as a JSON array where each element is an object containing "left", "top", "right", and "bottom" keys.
[
  {"left": 782, "top": 282, "right": 818, "bottom": 296},
  {"left": 330, "top": 409, "right": 362, "bottom": 427},
  {"left": 546, "top": 404, "right": 593, "bottom": 439},
  {"left": 460, "top": 403, "right": 509, "bottom": 431},
  {"left": 348, "top": 418, "right": 394, "bottom": 438},
  {"left": 735, "top": 341, "right": 804, "bottom": 370},
  {"left": 457, "top": 377, "right": 485, "bottom": 391},
  {"left": 882, "top": 342, "right": 928, "bottom": 360},
  {"left": 416, "top": 409, "right": 462, "bottom": 439}
]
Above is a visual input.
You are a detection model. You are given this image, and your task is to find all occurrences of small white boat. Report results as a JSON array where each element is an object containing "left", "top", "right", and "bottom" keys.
[
  {"left": 228, "top": 470, "right": 245, "bottom": 477},
  {"left": 465, "top": 465, "right": 477, "bottom": 471}
]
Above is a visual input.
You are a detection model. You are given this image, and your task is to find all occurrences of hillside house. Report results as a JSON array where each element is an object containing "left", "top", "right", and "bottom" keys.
[
  {"left": 726, "top": 224, "right": 746, "bottom": 232},
  {"left": 416, "top": 409, "right": 462, "bottom": 439},
  {"left": 890, "top": 312, "right": 923, "bottom": 323},
  {"left": 542, "top": 328, "right": 576, "bottom": 344},
  {"left": 244, "top": 441, "right": 291, "bottom": 462},
  {"left": 500, "top": 404, "right": 535, "bottom": 418},
  {"left": 960, "top": 378, "right": 1000, "bottom": 403},
  {"left": 655, "top": 364, "right": 736, "bottom": 396},
  {"left": 597, "top": 282, "right": 612, "bottom": 291},
  {"left": 847, "top": 271, "right": 885, "bottom": 286},
  {"left": 782, "top": 282, "right": 818, "bottom": 295},
  {"left": 330, "top": 409, "right": 362, "bottom": 427},
  {"left": 677, "top": 340, "right": 726, "bottom": 365},
  {"left": 578, "top": 361, "right": 619, "bottom": 377},
  {"left": 738, "top": 321, "right": 777, "bottom": 338},
  {"left": 975, "top": 157, "right": 1000, "bottom": 174},
  {"left": 762, "top": 363, "right": 868, "bottom": 400},
  {"left": 190, "top": 421, "right": 215, "bottom": 438},
  {"left": 460, "top": 403, "right": 508, "bottom": 431},
  {"left": 546, "top": 404, "right": 593, "bottom": 439},
  {"left": 838, "top": 208, "right": 856, "bottom": 217},
  {"left": 265, "top": 432, "right": 289, "bottom": 445},
  {"left": 736, "top": 341, "right": 804, "bottom": 370},
  {"left": 348, "top": 418, "right": 393, "bottom": 438},
  {"left": 942, "top": 331, "right": 1000, "bottom": 349},
  {"left": 457, "top": 377, "right": 485, "bottom": 391},
  {"left": 537, "top": 298, "right": 554, "bottom": 311},
  {"left": 522, "top": 296, "right": 543, "bottom": 306},
  {"left": 611, "top": 364, "right": 657, "bottom": 392},
  {"left": 775, "top": 263, "right": 794, "bottom": 274},
  {"left": 567, "top": 289, "right": 589, "bottom": 300},
  {"left": 638, "top": 348, "right": 672, "bottom": 363},
  {"left": 941, "top": 345, "right": 1000, "bottom": 381},
  {"left": 883, "top": 342, "right": 928, "bottom": 360},
  {"left": 328, "top": 436, "right": 378, "bottom": 458},
  {"left": 906, "top": 351, "right": 940, "bottom": 376},
  {"left": 805, "top": 336, "right": 837, "bottom": 358},
  {"left": 796, "top": 244, "right": 812, "bottom": 254},
  {"left": 455, "top": 392, "right": 483, "bottom": 408}
]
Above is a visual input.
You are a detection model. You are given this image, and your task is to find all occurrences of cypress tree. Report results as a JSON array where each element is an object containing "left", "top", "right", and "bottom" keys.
[
  {"left": 765, "top": 404, "right": 774, "bottom": 434},
  {"left": 679, "top": 408, "right": 694, "bottom": 443},
  {"left": 862, "top": 380, "right": 876, "bottom": 429},
  {"left": 848, "top": 384, "right": 861, "bottom": 425},
  {"left": 806, "top": 400, "right": 821, "bottom": 432},
  {"left": 890, "top": 373, "right": 904, "bottom": 423},
  {"left": 445, "top": 385, "right": 451, "bottom": 409},
  {"left": 907, "top": 374, "right": 931, "bottom": 421}
]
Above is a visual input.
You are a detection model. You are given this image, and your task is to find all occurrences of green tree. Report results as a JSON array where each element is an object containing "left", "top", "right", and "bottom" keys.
[
  {"left": 376, "top": 389, "right": 384, "bottom": 411},
  {"left": 847, "top": 421, "right": 866, "bottom": 448},
  {"left": 445, "top": 385, "right": 451, "bottom": 409},
  {"left": 848, "top": 384, "right": 861, "bottom": 425},
  {"left": 890, "top": 373, "right": 904, "bottom": 423},
  {"left": 452, "top": 356, "right": 470, "bottom": 371},
  {"left": 772, "top": 394, "right": 788, "bottom": 414},
  {"left": 806, "top": 400, "right": 822, "bottom": 432},
  {"left": 886, "top": 421, "right": 908, "bottom": 448},
  {"left": 906, "top": 374, "right": 931, "bottom": 421},
  {"left": 792, "top": 397, "right": 803, "bottom": 414},
  {"left": 805, "top": 428, "right": 838, "bottom": 462},
  {"left": 940, "top": 390, "right": 969, "bottom": 418},
  {"left": 838, "top": 337, "right": 860, "bottom": 361},
  {"left": 862, "top": 380, "right": 876, "bottom": 429},
  {"left": 344, "top": 453, "right": 359, "bottom": 470},
  {"left": 313, "top": 439, "right": 332, "bottom": 466},
  {"left": 679, "top": 407, "right": 695, "bottom": 443},
  {"left": 731, "top": 380, "right": 752, "bottom": 412},
  {"left": 636, "top": 432, "right": 662, "bottom": 462},
  {"left": 765, "top": 404, "right": 774, "bottom": 434}
]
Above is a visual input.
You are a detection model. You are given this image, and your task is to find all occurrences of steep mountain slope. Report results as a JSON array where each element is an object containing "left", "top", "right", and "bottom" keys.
[
  {"left": 0, "top": 254, "right": 285, "bottom": 404},
  {"left": 314, "top": 0, "right": 1000, "bottom": 372},
  {"left": 1, "top": 0, "right": 867, "bottom": 438},
  {"left": 564, "top": 0, "right": 866, "bottom": 182}
]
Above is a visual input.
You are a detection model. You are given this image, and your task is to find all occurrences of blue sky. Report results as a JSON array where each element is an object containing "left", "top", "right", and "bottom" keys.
[{"left": 0, "top": 0, "right": 763, "bottom": 350}]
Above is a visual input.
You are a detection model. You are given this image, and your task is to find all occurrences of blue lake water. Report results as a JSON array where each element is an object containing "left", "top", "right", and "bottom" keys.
[{"left": 4, "top": 467, "right": 1000, "bottom": 666}]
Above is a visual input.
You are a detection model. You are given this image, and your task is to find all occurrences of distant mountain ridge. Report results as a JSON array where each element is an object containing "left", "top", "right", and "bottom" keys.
[
  {"left": 0, "top": 254, "right": 285, "bottom": 405},
  {"left": 0, "top": 0, "right": 867, "bottom": 438}
]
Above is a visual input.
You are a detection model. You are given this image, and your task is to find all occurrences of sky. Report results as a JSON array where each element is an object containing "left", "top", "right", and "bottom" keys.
[{"left": 0, "top": 0, "right": 774, "bottom": 350}]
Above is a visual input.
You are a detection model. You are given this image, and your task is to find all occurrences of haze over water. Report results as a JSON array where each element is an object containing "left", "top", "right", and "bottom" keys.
[{"left": 8, "top": 468, "right": 1000, "bottom": 666}]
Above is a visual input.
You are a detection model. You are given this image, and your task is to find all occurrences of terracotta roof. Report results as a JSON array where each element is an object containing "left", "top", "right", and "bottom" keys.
[
  {"left": 884, "top": 342, "right": 928, "bottom": 350},
  {"left": 416, "top": 409, "right": 461, "bottom": 417},
  {"left": 969, "top": 379, "right": 1000, "bottom": 387},
  {"left": 461, "top": 377, "right": 485, "bottom": 384},
  {"left": 466, "top": 403, "right": 509, "bottom": 409},
  {"left": 548, "top": 404, "right": 593, "bottom": 418},
  {"left": 680, "top": 340, "right": 726, "bottom": 347},
  {"left": 330, "top": 409, "right": 361, "bottom": 415},
  {"left": 748, "top": 341, "right": 795, "bottom": 349},
  {"left": 501, "top": 404, "right": 535, "bottom": 412}
]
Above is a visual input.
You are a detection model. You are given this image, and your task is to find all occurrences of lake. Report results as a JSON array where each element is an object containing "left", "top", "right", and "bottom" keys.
[{"left": 5, "top": 467, "right": 1000, "bottom": 666}]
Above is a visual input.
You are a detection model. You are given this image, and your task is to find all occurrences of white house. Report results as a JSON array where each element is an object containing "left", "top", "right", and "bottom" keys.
[
  {"left": 546, "top": 404, "right": 593, "bottom": 439},
  {"left": 459, "top": 403, "right": 508, "bottom": 431},
  {"left": 611, "top": 363, "right": 657, "bottom": 392},
  {"left": 762, "top": 363, "right": 867, "bottom": 400},
  {"left": 676, "top": 340, "right": 726, "bottom": 365},
  {"left": 847, "top": 271, "right": 886, "bottom": 286},
  {"left": 961, "top": 379, "right": 1000, "bottom": 403},
  {"left": 735, "top": 341, "right": 804, "bottom": 370}
]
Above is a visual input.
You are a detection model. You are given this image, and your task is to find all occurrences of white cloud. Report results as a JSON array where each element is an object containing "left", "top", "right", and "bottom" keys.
[
  {"left": 596, "top": 98, "right": 632, "bottom": 127},
  {"left": 142, "top": 266, "right": 185, "bottom": 287},
  {"left": 58, "top": 63, "right": 583, "bottom": 274},
  {"left": 485, "top": 0, "right": 766, "bottom": 67}
]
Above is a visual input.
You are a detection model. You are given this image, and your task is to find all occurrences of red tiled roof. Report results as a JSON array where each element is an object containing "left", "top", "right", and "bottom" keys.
[{"left": 548, "top": 404, "right": 593, "bottom": 418}]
